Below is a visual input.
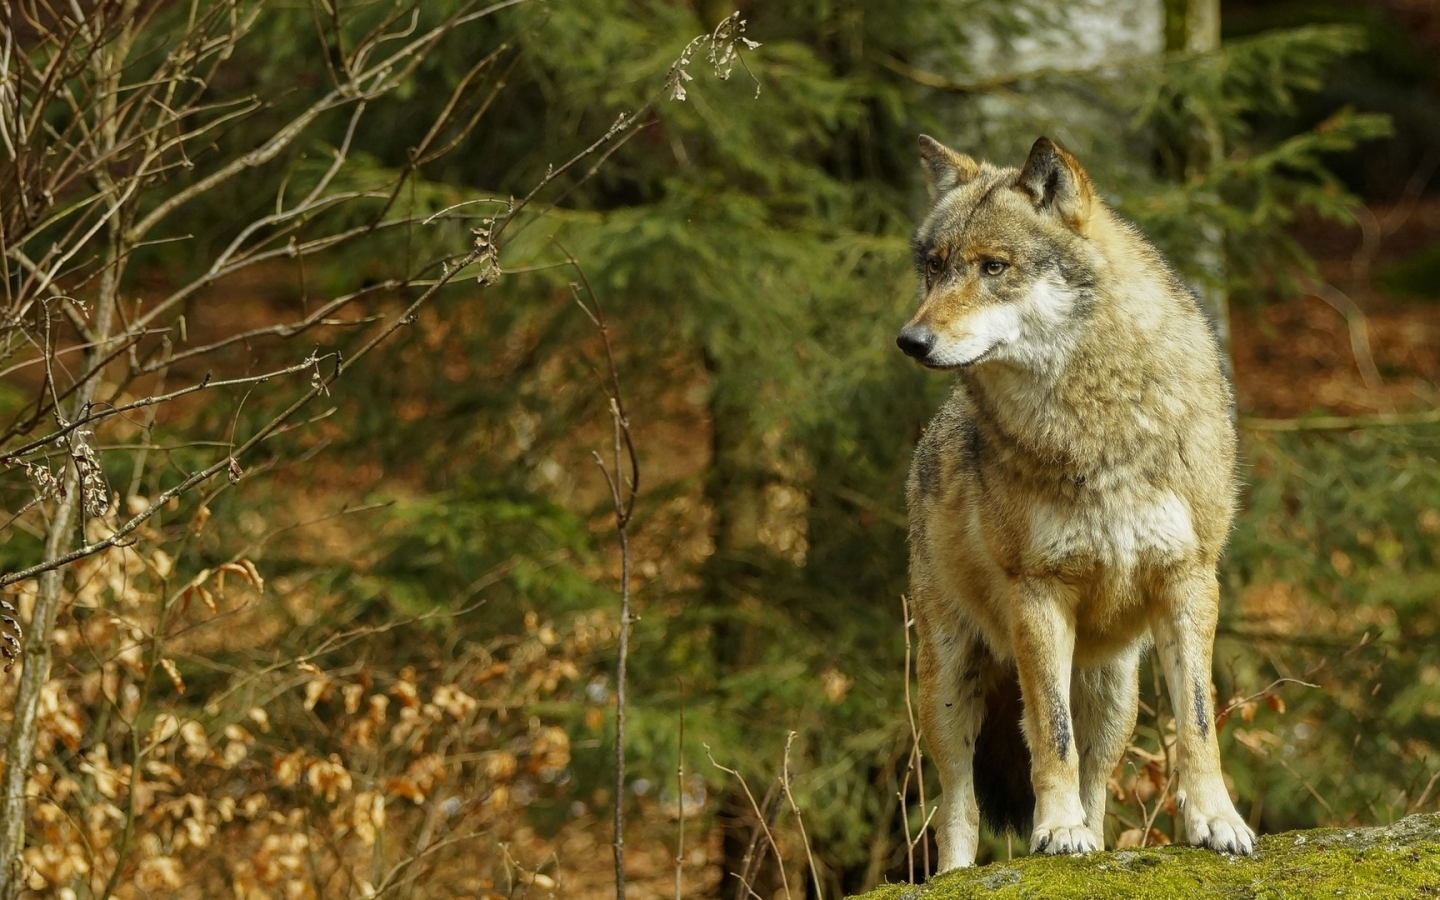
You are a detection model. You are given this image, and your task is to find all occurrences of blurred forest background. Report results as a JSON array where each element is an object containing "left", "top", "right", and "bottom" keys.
[{"left": 0, "top": 0, "right": 1437, "bottom": 898}]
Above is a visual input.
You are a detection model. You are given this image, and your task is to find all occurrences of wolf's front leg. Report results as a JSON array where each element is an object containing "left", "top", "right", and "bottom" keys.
[
  {"left": 1010, "top": 579, "right": 1097, "bottom": 855},
  {"left": 916, "top": 615, "right": 985, "bottom": 871},
  {"left": 1154, "top": 569, "right": 1256, "bottom": 855}
]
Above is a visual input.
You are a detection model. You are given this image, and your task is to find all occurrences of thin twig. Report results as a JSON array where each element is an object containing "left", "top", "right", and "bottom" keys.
[
  {"left": 578, "top": 257, "right": 640, "bottom": 900},
  {"left": 2, "top": 355, "right": 336, "bottom": 463},
  {"left": 674, "top": 681, "right": 686, "bottom": 900},
  {"left": 1217, "top": 678, "right": 1321, "bottom": 721},
  {"left": 1405, "top": 770, "right": 1440, "bottom": 816},
  {"left": 899, "top": 594, "right": 929, "bottom": 881},
  {"left": 1139, "top": 765, "right": 1176, "bottom": 848},
  {"left": 1239, "top": 409, "right": 1440, "bottom": 432},
  {"left": 1302, "top": 278, "right": 1385, "bottom": 395},
  {"left": 781, "top": 732, "right": 823, "bottom": 900},
  {"left": 706, "top": 744, "right": 792, "bottom": 900}
]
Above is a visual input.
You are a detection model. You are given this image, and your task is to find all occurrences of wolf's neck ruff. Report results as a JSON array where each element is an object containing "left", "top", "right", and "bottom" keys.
[{"left": 959, "top": 204, "right": 1220, "bottom": 478}]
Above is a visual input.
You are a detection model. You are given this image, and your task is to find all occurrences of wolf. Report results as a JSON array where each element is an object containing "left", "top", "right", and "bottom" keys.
[{"left": 897, "top": 135, "right": 1255, "bottom": 870}]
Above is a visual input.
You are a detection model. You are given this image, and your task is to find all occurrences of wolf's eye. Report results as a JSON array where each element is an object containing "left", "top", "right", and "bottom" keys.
[
  {"left": 982, "top": 260, "right": 1009, "bottom": 276},
  {"left": 926, "top": 257, "right": 943, "bottom": 278}
]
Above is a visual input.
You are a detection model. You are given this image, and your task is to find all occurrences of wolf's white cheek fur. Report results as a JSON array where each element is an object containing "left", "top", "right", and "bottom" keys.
[
  {"left": 929, "top": 276, "right": 1080, "bottom": 370},
  {"left": 1005, "top": 277, "right": 1079, "bottom": 368},
  {"left": 928, "top": 303, "right": 1022, "bottom": 367}
]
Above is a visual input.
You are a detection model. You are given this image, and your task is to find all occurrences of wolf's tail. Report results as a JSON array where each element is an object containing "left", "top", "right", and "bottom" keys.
[{"left": 974, "top": 664, "right": 1035, "bottom": 837}]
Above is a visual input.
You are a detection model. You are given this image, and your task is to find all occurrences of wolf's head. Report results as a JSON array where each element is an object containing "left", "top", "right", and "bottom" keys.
[{"left": 897, "top": 136, "right": 1102, "bottom": 371}]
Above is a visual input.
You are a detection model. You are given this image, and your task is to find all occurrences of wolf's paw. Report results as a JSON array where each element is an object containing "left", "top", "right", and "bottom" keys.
[
  {"left": 1179, "top": 788, "right": 1256, "bottom": 856},
  {"left": 1029, "top": 823, "right": 1100, "bottom": 855}
]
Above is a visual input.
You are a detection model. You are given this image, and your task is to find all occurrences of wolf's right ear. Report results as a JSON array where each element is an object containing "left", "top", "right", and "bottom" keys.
[{"left": 918, "top": 135, "right": 979, "bottom": 201}]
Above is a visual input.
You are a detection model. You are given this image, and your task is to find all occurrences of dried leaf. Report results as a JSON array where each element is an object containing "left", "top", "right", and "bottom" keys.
[
  {"left": 150, "top": 549, "right": 174, "bottom": 579},
  {"left": 222, "top": 741, "right": 247, "bottom": 768},
  {"left": 820, "top": 667, "right": 852, "bottom": 704},
  {"left": 475, "top": 662, "right": 507, "bottom": 684},
  {"left": 484, "top": 752, "right": 518, "bottom": 781},
  {"left": 352, "top": 791, "right": 385, "bottom": 846},
  {"left": 303, "top": 678, "right": 328, "bottom": 711},
  {"left": 0, "top": 596, "right": 21, "bottom": 673},
  {"left": 149, "top": 714, "right": 180, "bottom": 745},
  {"left": 274, "top": 749, "right": 305, "bottom": 788},
  {"left": 239, "top": 558, "right": 265, "bottom": 592},
  {"left": 24, "top": 462, "right": 61, "bottom": 502},
  {"left": 180, "top": 721, "right": 209, "bottom": 761},
  {"left": 159, "top": 658, "right": 185, "bottom": 694},
  {"left": 144, "top": 761, "right": 184, "bottom": 784},
  {"left": 70, "top": 431, "right": 110, "bottom": 517},
  {"left": 248, "top": 706, "right": 271, "bottom": 732},
  {"left": 306, "top": 754, "right": 352, "bottom": 802},
  {"left": 432, "top": 684, "right": 478, "bottom": 719},
  {"left": 223, "top": 723, "right": 253, "bottom": 743},
  {"left": 384, "top": 776, "right": 426, "bottom": 804},
  {"left": 1117, "top": 827, "right": 1171, "bottom": 849}
]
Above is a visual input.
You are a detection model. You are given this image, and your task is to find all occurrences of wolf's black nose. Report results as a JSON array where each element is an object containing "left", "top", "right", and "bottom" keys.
[{"left": 896, "top": 326, "right": 936, "bottom": 360}]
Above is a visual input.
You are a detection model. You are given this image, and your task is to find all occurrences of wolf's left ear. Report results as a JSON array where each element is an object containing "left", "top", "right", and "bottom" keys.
[
  {"left": 918, "top": 135, "right": 979, "bottom": 201},
  {"left": 1016, "top": 137, "right": 1095, "bottom": 233}
]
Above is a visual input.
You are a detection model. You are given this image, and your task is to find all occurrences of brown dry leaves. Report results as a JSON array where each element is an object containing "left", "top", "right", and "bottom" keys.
[{"left": 5, "top": 557, "right": 604, "bottom": 898}]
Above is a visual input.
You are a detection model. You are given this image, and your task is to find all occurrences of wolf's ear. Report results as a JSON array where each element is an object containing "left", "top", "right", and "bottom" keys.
[
  {"left": 918, "top": 135, "right": 979, "bottom": 201},
  {"left": 1016, "top": 137, "right": 1095, "bottom": 232}
]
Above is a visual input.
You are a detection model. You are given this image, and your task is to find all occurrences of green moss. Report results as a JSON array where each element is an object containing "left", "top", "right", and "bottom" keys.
[{"left": 849, "top": 814, "right": 1440, "bottom": 900}]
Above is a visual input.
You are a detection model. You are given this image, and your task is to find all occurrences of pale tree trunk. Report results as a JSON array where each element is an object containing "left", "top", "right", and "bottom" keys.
[
  {"left": 0, "top": 231, "right": 123, "bottom": 900},
  {"left": 0, "top": 478, "right": 80, "bottom": 896},
  {"left": 0, "top": 7, "right": 134, "bottom": 893},
  {"left": 1170, "top": 0, "right": 1232, "bottom": 366}
]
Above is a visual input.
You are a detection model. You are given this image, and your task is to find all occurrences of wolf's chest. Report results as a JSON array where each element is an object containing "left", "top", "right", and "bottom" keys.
[{"left": 1025, "top": 487, "right": 1197, "bottom": 572}]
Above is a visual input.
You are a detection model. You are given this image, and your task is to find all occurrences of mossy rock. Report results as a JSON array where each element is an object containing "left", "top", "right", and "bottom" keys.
[{"left": 849, "top": 814, "right": 1440, "bottom": 899}]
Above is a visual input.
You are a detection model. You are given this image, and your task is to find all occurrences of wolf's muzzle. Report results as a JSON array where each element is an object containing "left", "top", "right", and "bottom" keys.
[{"left": 896, "top": 326, "right": 937, "bottom": 361}]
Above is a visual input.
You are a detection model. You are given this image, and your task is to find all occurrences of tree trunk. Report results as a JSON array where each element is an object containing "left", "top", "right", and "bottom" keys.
[
  {"left": 1167, "top": 0, "right": 1232, "bottom": 369},
  {"left": 0, "top": 478, "right": 80, "bottom": 897},
  {"left": 702, "top": 359, "right": 788, "bottom": 900}
]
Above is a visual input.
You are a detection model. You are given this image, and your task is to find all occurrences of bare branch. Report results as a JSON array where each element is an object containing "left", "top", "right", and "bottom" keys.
[{"left": 1239, "top": 409, "right": 1440, "bottom": 432}]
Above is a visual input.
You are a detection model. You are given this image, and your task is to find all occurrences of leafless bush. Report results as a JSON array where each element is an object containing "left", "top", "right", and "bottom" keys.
[
  {"left": 0, "top": 0, "right": 531, "bottom": 889},
  {"left": 0, "top": 3, "right": 770, "bottom": 896}
]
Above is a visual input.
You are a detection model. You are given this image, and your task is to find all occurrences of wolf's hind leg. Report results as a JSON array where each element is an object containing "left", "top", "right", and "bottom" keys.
[
  {"left": 1154, "top": 571, "right": 1256, "bottom": 856},
  {"left": 915, "top": 608, "right": 986, "bottom": 872},
  {"left": 1071, "top": 648, "right": 1141, "bottom": 844}
]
